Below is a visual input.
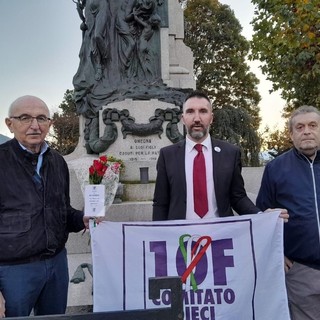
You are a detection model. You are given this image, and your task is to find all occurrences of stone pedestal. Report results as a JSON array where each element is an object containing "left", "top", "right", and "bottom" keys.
[
  {"left": 98, "top": 99, "right": 184, "bottom": 182},
  {"left": 65, "top": 97, "right": 181, "bottom": 226},
  {"left": 66, "top": 151, "right": 156, "bottom": 219}
]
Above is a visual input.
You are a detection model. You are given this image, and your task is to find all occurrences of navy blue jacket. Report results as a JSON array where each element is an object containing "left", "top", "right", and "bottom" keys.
[
  {"left": 0, "top": 139, "right": 84, "bottom": 264},
  {"left": 257, "top": 148, "right": 320, "bottom": 269}
]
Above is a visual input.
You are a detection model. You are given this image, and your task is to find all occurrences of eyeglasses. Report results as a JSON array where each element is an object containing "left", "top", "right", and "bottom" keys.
[{"left": 10, "top": 115, "right": 51, "bottom": 125}]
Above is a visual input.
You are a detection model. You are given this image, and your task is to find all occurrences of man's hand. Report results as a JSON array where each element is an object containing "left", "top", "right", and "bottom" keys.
[
  {"left": 82, "top": 216, "right": 104, "bottom": 231},
  {"left": 284, "top": 256, "right": 293, "bottom": 273},
  {"left": 0, "top": 291, "right": 5, "bottom": 318},
  {"left": 265, "top": 208, "right": 289, "bottom": 223},
  {"left": 83, "top": 216, "right": 90, "bottom": 229}
]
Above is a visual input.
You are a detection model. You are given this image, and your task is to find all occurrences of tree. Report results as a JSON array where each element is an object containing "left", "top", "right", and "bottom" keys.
[
  {"left": 50, "top": 89, "right": 80, "bottom": 155},
  {"left": 183, "top": 0, "right": 262, "bottom": 165},
  {"left": 250, "top": 0, "right": 320, "bottom": 110},
  {"left": 261, "top": 125, "right": 292, "bottom": 156}
]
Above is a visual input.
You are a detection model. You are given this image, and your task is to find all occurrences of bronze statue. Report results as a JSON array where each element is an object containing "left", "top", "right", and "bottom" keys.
[{"left": 72, "top": 0, "right": 187, "bottom": 153}]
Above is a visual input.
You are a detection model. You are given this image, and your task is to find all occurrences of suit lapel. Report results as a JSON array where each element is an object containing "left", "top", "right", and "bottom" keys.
[
  {"left": 211, "top": 139, "right": 221, "bottom": 187},
  {"left": 176, "top": 140, "right": 187, "bottom": 199}
]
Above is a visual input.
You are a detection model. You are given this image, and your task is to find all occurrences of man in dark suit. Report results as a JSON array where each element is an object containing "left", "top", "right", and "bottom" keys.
[{"left": 153, "top": 91, "right": 287, "bottom": 221}]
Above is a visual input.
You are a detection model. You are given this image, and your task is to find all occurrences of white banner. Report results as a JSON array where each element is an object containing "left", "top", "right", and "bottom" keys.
[{"left": 90, "top": 212, "right": 290, "bottom": 320}]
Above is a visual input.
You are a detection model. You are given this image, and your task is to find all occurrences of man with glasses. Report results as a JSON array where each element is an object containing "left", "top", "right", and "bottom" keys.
[{"left": 0, "top": 95, "right": 89, "bottom": 317}]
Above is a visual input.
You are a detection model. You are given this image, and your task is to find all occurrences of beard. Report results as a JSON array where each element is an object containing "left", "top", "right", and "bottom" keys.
[{"left": 188, "top": 125, "right": 208, "bottom": 140}]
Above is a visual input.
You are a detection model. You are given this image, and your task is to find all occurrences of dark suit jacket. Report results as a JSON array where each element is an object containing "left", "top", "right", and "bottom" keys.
[{"left": 152, "top": 138, "right": 259, "bottom": 220}]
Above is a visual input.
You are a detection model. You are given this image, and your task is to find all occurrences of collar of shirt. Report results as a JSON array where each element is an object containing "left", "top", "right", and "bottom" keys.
[
  {"left": 18, "top": 141, "right": 49, "bottom": 176},
  {"left": 185, "top": 135, "right": 212, "bottom": 154}
]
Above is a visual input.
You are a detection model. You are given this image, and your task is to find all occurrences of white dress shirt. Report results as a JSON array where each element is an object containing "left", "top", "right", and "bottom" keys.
[{"left": 185, "top": 136, "right": 218, "bottom": 219}]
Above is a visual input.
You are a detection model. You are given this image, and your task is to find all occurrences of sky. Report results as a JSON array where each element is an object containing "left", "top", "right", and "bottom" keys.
[{"left": 0, "top": 0, "right": 286, "bottom": 138}]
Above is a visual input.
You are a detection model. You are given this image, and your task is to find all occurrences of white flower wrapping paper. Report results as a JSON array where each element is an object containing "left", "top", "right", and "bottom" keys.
[{"left": 71, "top": 157, "right": 119, "bottom": 215}]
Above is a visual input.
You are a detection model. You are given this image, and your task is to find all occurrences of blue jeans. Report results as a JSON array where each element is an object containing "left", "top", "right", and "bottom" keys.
[{"left": 0, "top": 248, "right": 69, "bottom": 317}]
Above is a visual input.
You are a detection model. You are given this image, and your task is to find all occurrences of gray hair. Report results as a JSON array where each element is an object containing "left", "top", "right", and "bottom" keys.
[{"left": 288, "top": 105, "right": 320, "bottom": 132}]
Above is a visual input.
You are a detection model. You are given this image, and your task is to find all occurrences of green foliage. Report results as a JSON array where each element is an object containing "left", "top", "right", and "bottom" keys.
[
  {"left": 184, "top": 0, "right": 262, "bottom": 165},
  {"left": 250, "top": 0, "right": 320, "bottom": 109},
  {"left": 50, "top": 89, "right": 80, "bottom": 155},
  {"left": 261, "top": 125, "right": 292, "bottom": 156},
  {"left": 213, "top": 106, "right": 261, "bottom": 165}
]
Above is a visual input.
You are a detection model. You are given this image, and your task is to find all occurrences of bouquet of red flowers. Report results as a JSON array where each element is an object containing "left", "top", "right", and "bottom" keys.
[
  {"left": 81, "top": 155, "right": 122, "bottom": 217},
  {"left": 89, "top": 155, "right": 121, "bottom": 185},
  {"left": 71, "top": 154, "right": 123, "bottom": 217}
]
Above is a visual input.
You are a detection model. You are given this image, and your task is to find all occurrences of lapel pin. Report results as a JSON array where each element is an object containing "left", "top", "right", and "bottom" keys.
[{"left": 214, "top": 147, "right": 221, "bottom": 152}]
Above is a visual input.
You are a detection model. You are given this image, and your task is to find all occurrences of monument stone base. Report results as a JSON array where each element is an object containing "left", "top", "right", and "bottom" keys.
[
  {"left": 98, "top": 99, "right": 183, "bottom": 182},
  {"left": 65, "top": 99, "right": 180, "bottom": 246}
]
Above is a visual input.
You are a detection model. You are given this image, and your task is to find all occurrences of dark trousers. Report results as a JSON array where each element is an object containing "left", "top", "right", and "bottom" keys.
[{"left": 0, "top": 248, "right": 69, "bottom": 317}]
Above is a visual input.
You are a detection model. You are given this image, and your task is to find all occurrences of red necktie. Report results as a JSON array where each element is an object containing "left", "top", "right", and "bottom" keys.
[{"left": 193, "top": 144, "right": 208, "bottom": 217}]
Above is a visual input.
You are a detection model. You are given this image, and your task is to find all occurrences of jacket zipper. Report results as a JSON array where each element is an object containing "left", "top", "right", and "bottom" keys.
[{"left": 308, "top": 160, "right": 320, "bottom": 245}]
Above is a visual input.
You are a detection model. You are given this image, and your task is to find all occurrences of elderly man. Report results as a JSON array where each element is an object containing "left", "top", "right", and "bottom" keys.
[
  {"left": 0, "top": 95, "right": 89, "bottom": 317},
  {"left": 257, "top": 105, "right": 320, "bottom": 320}
]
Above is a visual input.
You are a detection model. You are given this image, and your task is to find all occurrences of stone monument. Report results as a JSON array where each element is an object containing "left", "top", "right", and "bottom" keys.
[{"left": 66, "top": 0, "right": 195, "bottom": 223}]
